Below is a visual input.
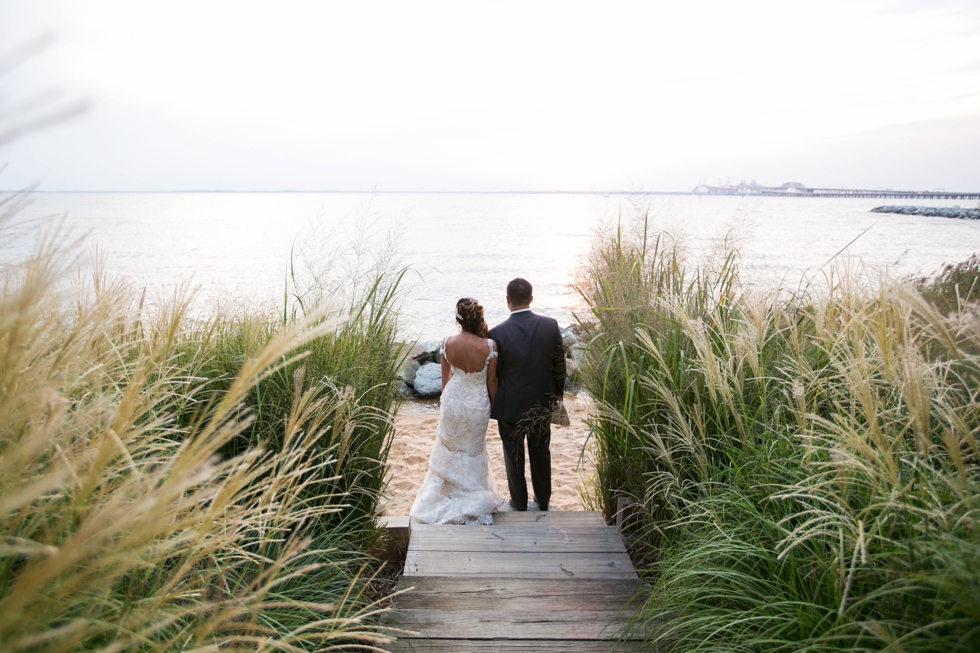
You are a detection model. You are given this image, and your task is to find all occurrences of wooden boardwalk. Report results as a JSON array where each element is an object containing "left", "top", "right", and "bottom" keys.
[{"left": 384, "top": 511, "right": 651, "bottom": 652}]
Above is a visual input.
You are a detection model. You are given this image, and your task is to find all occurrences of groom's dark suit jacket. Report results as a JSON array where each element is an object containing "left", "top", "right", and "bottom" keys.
[{"left": 489, "top": 310, "right": 566, "bottom": 423}]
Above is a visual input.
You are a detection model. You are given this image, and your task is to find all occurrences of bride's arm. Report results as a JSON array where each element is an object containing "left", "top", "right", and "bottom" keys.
[
  {"left": 486, "top": 342, "right": 498, "bottom": 407},
  {"left": 441, "top": 349, "right": 451, "bottom": 392}
]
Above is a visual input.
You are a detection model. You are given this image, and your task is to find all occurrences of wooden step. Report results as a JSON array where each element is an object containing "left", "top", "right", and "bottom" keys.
[
  {"left": 385, "top": 608, "right": 634, "bottom": 640},
  {"left": 386, "top": 639, "right": 646, "bottom": 652},
  {"left": 386, "top": 510, "right": 649, "bottom": 651},
  {"left": 393, "top": 577, "right": 648, "bottom": 611},
  {"left": 492, "top": 510, "right": 607, "bottom": 527},
  {"left": 409, "top": 524, "right": 625, "bottom": 553},
  {"left": 403, "top": 549, "right": 637, "bottom": 579}
]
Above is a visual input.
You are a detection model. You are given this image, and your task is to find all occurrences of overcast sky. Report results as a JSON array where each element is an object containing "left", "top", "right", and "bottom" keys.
[{"left": 1, "top": 0, "right": 979, "bottom": 192}]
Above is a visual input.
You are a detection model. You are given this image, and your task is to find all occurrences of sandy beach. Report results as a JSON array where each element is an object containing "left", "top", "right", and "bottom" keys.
[{"left": 381, "top": 396, "right": 596, "bottom": 516}]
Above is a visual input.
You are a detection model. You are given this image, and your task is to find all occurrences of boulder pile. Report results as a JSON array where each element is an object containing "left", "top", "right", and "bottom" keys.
[
  {"left": 871, "top": 205, "right": 980, "bottom": 220},
  {"left": 396, "top": 341, "right": 442, "bottom": 398},
  {"left": 396, "top": 324, "right": 590, "bottom": 400}
]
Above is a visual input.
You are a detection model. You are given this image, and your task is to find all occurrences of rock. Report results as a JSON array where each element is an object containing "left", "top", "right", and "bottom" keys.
[
  {"left": 569, "top": 343, "right": 587, "bottom": 362},
  {"left": 413, "top": 362, "right": 442, "bottom": 397},
  {"left": 397, "top": 358, "right": 420, "bottom": 384},
  {"left": 565, "top": 357, "right": 579, "bottom": 378},
  {"left": 561, "top": 327, "right": 580, "bottom": 350},
  {"left": 411, "top": 341, "right": 441, "bottom": 364},
  {"left": 396, "top": 381, "right": 415, "bottom": 398}
]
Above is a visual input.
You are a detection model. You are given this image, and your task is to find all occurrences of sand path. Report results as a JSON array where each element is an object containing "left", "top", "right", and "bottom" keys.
[{"left": 381, "top": 396, "right": 596, "bottom": 515}]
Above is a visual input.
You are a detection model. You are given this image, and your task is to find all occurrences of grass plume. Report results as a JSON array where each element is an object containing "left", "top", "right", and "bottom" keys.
[
  {"left": 1, "top": 220, "right": 406, "bottom": 651},
  {"left": 576, "top": 209, "right": 980, "bottom": 651}
]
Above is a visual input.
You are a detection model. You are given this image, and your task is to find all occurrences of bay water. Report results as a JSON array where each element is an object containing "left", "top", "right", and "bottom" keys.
[{"left": 4, "top": 192, "right": 977, "bottom": 340}]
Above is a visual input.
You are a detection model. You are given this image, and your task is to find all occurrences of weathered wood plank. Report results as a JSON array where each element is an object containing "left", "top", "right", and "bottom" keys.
[
  {"left": 386, "top": 511, "right": 649, "bottom": 651},
  {"left": 492, "top": 510, "right": 607, "bottom": 527},
  {"left": 378, "top": 516, "right": 412, "bottom": 560},
  {"left": 380, "top": 516, "right": 411, "bottom": 529},
  {"left": 384, "top": 609, "right": 633, "bottom": 640},
  {"left": 403, "top": 550, "right": 637, "bottom": 579},
  {"left": 408, "top": 525, "right": 625, "bottom": 553},
  {"left": 393, "top": 577, "right": 649, "bottom": 611},
  {"left": 386, "top": 639, "right": 647, "bottom": 652}
]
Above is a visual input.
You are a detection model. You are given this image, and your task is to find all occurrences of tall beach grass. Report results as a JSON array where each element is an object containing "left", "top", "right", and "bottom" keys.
[
  {"left": 576, "top": 213, "right": 980, "bottom": 651},
  {"left": 178, "top": 237, "right": 408, "bottom": 545},
  {"left": 0, "top": 221, "right": 406, "bottom": 650}
]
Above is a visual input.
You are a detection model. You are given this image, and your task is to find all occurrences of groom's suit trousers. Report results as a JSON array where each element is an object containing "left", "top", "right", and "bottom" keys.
[{"left": 497, "top": 418, "right": 551, "bottom": 511}]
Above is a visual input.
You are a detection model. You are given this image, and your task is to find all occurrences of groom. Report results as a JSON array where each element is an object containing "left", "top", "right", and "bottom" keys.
[{"left": 489, "top": 278, "right": 566, "bottom": 511}]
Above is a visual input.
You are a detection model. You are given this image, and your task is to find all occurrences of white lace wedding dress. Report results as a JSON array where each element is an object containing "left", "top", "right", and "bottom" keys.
[{"left": 409, "top": 337, "right": 506, "bottom": 525}]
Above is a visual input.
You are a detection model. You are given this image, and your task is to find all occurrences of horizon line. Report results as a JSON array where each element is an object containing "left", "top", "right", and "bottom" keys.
[
  {"left": 7, "top": 189, "right": 696, "bottom": 195},
  {"left": 7, "top": 188, "right": 978, "bottom": 196}
]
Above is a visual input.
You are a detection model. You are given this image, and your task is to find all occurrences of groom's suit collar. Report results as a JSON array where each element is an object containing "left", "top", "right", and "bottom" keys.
[{"left": 509, "top": 308, "right": 532, "bottom": 315}]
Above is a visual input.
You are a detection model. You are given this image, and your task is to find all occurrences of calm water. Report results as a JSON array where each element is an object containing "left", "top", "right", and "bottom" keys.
[{"left": 4, "top": 192, "right": 978, "bottom": 340}]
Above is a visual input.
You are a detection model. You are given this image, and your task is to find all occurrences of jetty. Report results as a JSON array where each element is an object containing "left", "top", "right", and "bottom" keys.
[
  {"left": 381, "top": 510, "right": 651, "bottom": 651},
  {"left": 870, "top": 205, "right": 980, "bottom": 220}
]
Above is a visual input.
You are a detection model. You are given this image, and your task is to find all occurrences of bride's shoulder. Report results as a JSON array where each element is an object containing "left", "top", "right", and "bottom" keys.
[{"left": 442, "top": 333, "right": 461, "bottom": 352}]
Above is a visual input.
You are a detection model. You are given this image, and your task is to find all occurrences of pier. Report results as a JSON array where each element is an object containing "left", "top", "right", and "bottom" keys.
[{"left": 693, "top": 181, "right": 980, "bottom": 200}]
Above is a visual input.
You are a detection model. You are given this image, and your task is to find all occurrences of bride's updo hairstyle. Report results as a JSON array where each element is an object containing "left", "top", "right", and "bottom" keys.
[{"left": 456, "top": 297, "right": 489, "bottom": 338}]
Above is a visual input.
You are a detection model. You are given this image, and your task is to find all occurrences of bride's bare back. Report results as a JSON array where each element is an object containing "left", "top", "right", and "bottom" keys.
[
  {"left": 443, "top": 333, "right": 495, "bottom": 372},
  {"left": 441, "top": 332, "right": 498, "bottom": 403}
]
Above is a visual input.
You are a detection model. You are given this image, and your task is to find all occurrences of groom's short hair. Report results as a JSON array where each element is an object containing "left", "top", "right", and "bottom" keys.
[{"left": 507, "top": 278, "right": 532, "bottom": 305}]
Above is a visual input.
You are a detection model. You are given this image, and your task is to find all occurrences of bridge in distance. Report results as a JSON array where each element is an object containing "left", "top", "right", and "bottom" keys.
[{"left": 694, "top": 181, "right": 980, "bottom": 200}]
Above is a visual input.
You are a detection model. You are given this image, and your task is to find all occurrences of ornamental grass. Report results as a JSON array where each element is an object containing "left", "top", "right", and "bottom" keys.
[
  {"left": 576, "top": 213, "right": 980, "bottom": 651},
  {"left": 0, "top": 219, "right": 407, "bottom": 651}
]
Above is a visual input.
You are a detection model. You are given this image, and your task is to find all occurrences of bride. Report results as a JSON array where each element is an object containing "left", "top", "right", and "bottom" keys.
[{"left": 409, "top": 298, "right": 506, "bottom": 525}]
